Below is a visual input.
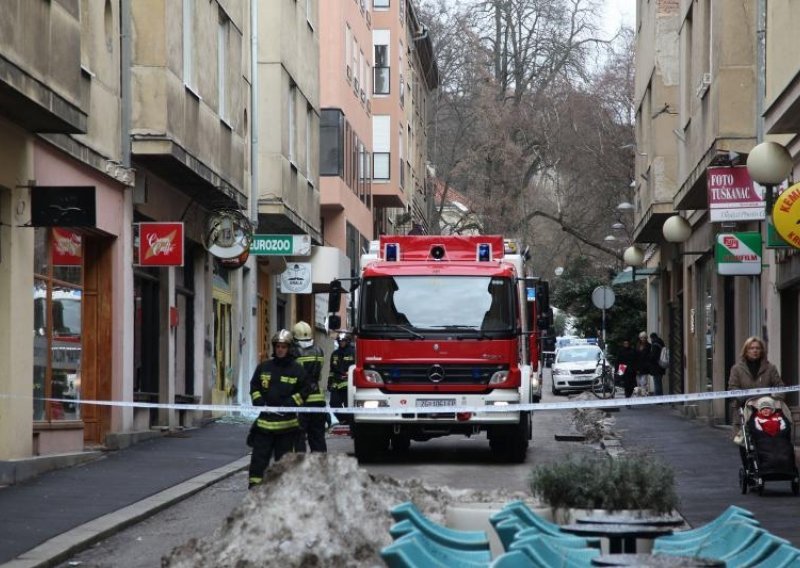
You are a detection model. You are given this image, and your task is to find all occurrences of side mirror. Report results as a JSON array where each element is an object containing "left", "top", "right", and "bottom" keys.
[
  {"left": 328, "top": 279, "right": 342, "bottom": 312},
  {"left": 326, "top": 314, "right": 341, "bottom": 332}
]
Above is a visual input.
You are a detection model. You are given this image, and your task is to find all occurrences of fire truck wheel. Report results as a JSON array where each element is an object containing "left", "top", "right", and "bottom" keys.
[
  {"left": 489, "top": 415, "right": 529, "bottom": 464},
  {"left": 353, "top": 424, "right": 390, "bottom": 463}
]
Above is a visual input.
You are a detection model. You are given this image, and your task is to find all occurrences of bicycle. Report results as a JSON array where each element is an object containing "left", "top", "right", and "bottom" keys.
[{"left": 589, "top": 360, "right": 616, "bottom": 399}]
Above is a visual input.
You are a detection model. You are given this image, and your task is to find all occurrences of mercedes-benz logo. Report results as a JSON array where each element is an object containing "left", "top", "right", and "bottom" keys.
[{"left": 428, "top": 364, "right": 445, "bottom": 383}]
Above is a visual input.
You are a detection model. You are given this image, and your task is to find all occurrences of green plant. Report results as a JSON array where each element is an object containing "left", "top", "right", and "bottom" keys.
[{"left": 529, "top": 453, "right": 679, "bottom": 514}]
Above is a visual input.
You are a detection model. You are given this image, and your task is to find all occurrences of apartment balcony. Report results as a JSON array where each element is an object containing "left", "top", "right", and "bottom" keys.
[
  {"left": 371, "top": 152, "right": 405, "bottom": 208},
  {"left": 0, "top": 2, "right": 86, "bottom": 134}
]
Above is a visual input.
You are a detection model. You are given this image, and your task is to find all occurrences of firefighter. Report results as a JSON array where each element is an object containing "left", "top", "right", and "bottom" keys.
[
  {"left": 247, "top": 329, "right": 308, "bottom": 489},
  {"left": 328, "top": 332, "right": 355, "bottom": 425},
  {"left": 292, "top": 320, "right": 327, "bottom": 452}
]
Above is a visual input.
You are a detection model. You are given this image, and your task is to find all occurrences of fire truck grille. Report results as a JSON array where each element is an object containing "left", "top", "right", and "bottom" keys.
[{"left": 367, "top": 364, "right": 508, "bottom": 385}]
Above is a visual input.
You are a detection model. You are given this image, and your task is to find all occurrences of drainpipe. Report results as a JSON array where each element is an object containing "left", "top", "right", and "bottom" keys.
[
  {"left": 121, "top": 0, "right": 131, "bottom": 167},
  {"left": 250, "top": 0, "right": 259, "bottom": 228},
  {"left": 752, "top": 0, "right": 766, "bottom": 338}
]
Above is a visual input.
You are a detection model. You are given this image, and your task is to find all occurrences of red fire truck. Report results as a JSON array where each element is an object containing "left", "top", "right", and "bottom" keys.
[{"left": 327, "top": 235, "right": 553, "bottom": 463}]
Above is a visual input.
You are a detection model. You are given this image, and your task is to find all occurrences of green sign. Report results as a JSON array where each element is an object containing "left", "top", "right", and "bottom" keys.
[
  {"left": 250, "top": 234, "right": 311, "bottom": 256},
  {"left": 767, "top": 220, "right": 790, "bottom": 248},
  {"left": 715, "top": 232, "right": 761, "bottom": 275}
]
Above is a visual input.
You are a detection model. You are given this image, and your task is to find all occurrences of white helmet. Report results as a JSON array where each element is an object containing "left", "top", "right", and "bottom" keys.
[
  {"left": 293, "top": 321, "right": 312, "bottom": 341},
  {"left": 271, "top": 329, "right": 293, "bottom": 346}
]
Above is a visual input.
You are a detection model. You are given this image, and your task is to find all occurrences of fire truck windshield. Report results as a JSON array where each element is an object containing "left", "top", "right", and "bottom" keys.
[{"left": 359, "top": 276, "right": 515, "bottom": 337}]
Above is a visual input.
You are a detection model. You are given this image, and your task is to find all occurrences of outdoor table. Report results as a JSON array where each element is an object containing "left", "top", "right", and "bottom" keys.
[
  {"left": 591, "top": 553, "right": 724, "bottom": 567},
  {"left": 561, "top": 523, "right": 675, "bottom": 554},
  {"left": 576, "top": 512, "right": 685, "bottom": 527}
]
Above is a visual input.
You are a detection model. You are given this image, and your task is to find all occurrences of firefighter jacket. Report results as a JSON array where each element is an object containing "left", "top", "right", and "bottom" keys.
[
  {"left": 328, "top": 344, "right": 355, "bottom": 391},
  {"left": 249, "top": 354, "right": 308, "bottom": 432},
  {"left": 295, "top": 342, "right": 326, "bottom": 407}
]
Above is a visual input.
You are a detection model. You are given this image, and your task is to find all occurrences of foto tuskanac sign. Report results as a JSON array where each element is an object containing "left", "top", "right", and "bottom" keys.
[
  {"left": 715, "top": 232, "right": 762, "bottom": 275},
  {"left": 706, "top": 166, "right": 765, "bottom": 222},
  {"left": 772, "top": 182, "right": 800, "bottom": 250}
]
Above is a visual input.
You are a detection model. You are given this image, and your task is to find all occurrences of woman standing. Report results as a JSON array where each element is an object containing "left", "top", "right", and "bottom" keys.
[
  {"left": 728, "top": 336, "right": 784, "bottom": 466},
  {"left": 634, "top": 332, "right": 652, "bottom": 395}
]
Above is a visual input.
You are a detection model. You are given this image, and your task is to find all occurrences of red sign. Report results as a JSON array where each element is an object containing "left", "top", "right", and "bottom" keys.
[
  {"left": 137, "top": 222, "right": 184, "bottom": 266},
  {"left": 51, "top": 229, "right": 82, "bottom": 266},
  {"left": 707, "top": 166, "right": 760, "bottom": 209}
]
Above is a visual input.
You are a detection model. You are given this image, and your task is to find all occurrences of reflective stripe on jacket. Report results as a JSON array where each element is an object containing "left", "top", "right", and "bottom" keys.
[{"left": 249, "top": 355, "right": 307, "bottom": 432}]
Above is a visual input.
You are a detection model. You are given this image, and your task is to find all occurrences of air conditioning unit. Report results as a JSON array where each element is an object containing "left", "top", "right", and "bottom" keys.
[
  {"left": 346, "top": 65, "right": 352, "bottom": 83},
  {"left": 695, "top": 72, "right": 712, "bottom": 99}
]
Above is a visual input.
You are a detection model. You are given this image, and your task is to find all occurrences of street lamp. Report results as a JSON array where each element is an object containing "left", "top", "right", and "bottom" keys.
[
  {"left": 554, "top": 266, "right": 564, "bottom": 277},
  {"left": 616, "top": 202, "right": 635, "bottom": 212},
  {"left": 746, "top": 141, "right": 793, "bottom": 216},
  {"left": 662, "top": 215, "right": 692, "bottom": 243},
  {"left": 623, "top": 245, "right": 645, "bottom": 281}
]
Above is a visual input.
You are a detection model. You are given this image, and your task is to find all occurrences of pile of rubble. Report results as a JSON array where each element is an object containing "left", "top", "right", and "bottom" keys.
[
  {"left": 163, "top": 453, "right": 531, "bottom": 567},
  {"left": 569, "top": 392, "right": 620, "bottom": 444}
]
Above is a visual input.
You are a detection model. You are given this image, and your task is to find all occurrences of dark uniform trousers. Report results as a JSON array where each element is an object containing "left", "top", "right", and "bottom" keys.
[
  {"left": 295, "top": 344, "right": 328, "bottom": 452},
  {"left": 248, "top": 427, "right": 296, "bottom": 483}
]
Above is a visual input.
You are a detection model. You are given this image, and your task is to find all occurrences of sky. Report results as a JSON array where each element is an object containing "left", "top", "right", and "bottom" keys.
[{"left": 601, "top": 0, "right": 636, "bottom": 39}]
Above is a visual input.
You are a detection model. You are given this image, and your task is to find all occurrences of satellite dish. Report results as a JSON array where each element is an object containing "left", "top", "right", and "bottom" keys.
[{"left": 204, "top": 210, "right": 253, "bottom": 260}]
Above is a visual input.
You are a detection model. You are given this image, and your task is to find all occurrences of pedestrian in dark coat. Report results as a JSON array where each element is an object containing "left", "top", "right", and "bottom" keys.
[
  {"left": 634, "top": 332, "right": 652, "bottom": 395},
  {"left": 616, "top": 339, "right": 637, "bottom": 398},
  {"left": 649, "top": 332, "right": 666, "bottom": 396},
  {"left": 247, "top": 329, "right": 308, "bottom": 489}
]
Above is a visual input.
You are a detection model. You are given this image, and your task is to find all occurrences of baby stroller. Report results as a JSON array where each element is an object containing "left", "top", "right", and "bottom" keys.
[{"left": 738, "top": 397, "right": 800, "bottom": 496}]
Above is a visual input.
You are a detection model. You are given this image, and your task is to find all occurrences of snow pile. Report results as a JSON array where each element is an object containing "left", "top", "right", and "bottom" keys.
[
  {"left": 570, "top": 393, "right": 619, "bottom": 443},
  {"left": 163, "top": 453, "right": 532, "bottom": 568}
]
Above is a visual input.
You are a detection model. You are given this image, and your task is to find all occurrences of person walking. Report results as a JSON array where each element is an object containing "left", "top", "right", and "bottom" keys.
[
  {"left": 616, "top": 338, "right": 638, "bottom": 399},
  {"left": 728, "top": 336, "right": 784, "bottom": 468},
  {"left": 328, "top": 332, "right": 355, "bottom": 425},
  {"left": 649, "top": 332, "right": 666, "bottom": 396},
  {"left": 634, "top": 331, "right": 652, "bottom": 395},
  {"left": 247, "top": 329, "right": 308, "bottom": 489},
  {"left": 292, "top": 320, "right": 328, "bottom": 453}
]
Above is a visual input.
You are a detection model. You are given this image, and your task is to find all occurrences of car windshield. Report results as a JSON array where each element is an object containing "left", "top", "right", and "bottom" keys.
[
  {"left": 556, "top": 347, "right": 602, "bottom": 363},
  {"left": 359, "top": 275, "right": 515, "bottom": 337}
]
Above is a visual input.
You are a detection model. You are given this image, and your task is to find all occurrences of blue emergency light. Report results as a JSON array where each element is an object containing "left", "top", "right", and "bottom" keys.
[
  {"left": 385, "top": 243, "right": 399, "bottom": 261},
  {"left": 477, "top": 243, "right": 492, "bottom": 262}
]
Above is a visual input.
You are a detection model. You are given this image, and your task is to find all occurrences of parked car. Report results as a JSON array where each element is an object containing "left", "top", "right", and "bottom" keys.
[{"left": 551, "top": 344, "right": 608, "bottom": 396}]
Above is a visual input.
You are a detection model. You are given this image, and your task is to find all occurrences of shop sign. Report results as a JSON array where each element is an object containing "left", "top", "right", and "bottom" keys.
[
  {"left": 51, "top": 229, "right": 82, "bottom": 266},
  {"left": 772, "top": 181, "right": 800, "bottom": 250},
  {"left": 31, "top": 186, "right": 96, "bottom": 227},
  {"left": 706, "top": 166, "right": 765, "bottom": 222},
  {"left": 766, "top": 220, "right": 790, "bottom": 249},
  {"left": 137, "top": 222, "right": 184, "bottom": 266},
  {"left": 715, "top": 232, "right": 762, "bottom": 275},
  {"left": 280, "top": 262, "right": 312, "bottom": 294},
  {"left": 250, "top": 234, "right": 311, "bottom": 256}
]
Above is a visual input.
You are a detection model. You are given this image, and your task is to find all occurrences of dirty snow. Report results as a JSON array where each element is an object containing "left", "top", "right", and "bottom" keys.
[
  {"left": 569, "top": 392, "right": 619, "bottom": 443},
  {"left": 163, "top": 453, "right": 535, "bottom": 567}
]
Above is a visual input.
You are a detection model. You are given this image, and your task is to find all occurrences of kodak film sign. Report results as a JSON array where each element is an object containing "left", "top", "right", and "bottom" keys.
[{"left": 772, "top": 182, "right": 800, "bottom": 250}]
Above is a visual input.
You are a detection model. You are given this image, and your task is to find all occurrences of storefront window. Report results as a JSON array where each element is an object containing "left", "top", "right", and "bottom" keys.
[{"left": 33, "top": 228, "right": 83, "bottom": 422}]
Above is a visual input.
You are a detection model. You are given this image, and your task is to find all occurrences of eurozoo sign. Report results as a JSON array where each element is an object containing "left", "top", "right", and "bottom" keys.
[
  {"left": 715, "top": 232, "right": 762, "bottom": 276},
  {"left": 249, "top": 234, "right": 311, "bottom": 256}
]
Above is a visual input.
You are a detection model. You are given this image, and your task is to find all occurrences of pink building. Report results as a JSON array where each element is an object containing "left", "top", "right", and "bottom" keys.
[{"left": 319, "top": 0, "right": 375, "bottom": 270}]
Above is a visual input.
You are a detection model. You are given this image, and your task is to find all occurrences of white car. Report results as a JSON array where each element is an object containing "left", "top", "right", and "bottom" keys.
[{"left": 550, "top": 345, "right": 608, "bottom": 396}]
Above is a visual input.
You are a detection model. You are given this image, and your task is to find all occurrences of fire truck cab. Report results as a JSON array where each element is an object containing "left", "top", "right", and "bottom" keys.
[{"left": 328, "top": 235, "right": 553, "bottom": 463}]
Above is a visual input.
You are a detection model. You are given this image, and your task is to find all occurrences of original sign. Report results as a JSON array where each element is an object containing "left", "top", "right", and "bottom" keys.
[
  {"left": 715, "top": 232, "right": 762, "bottom": 275},
  {"left": 31, "top": 186, "right": 96, "bottom": 227},
  {"left": 137, "top": 222, "right": 184, "bottom": 266},
  {"left": 706, "top": 166, "right": 764, "bottom": 222},
  {"left": 250, "top": 234, "right": 311, "bottom": 256},
  {"left": 280, "top": 262, "right": 312, "bottom": 294},
  {"left": 772, "top": 182, "right": 800, "bottom": 250}
]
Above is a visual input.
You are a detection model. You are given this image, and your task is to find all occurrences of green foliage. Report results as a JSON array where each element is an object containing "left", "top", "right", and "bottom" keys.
[
  {"left": 551, "top": 261, "right": 645, "bottom": 360},
  {"left": 529, "top": 453, "right": 679, "bottom": 514},
  {"left": 552, "top": 310, "right": 567, "bottom": 337}
]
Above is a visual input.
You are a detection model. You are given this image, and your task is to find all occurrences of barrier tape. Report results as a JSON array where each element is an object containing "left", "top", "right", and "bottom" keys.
[{"left": 2, "top": 385, "right": 798, "bottom": 415}]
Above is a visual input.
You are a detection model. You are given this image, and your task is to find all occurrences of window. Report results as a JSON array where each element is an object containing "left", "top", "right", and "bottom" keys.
[
  {"left": 183, "top": 0, "right": 195, "bottom": 89},
  {"left": 288, "top": 84, "right": 296, "bottom": 163},
  {"left": 374, "top": 0, "right": 389, "bottom": 8},
  {"left": 372, "top": 115, "right": 390, "bottom": 180},
  {"left": 320, "top": 109, "right": 344, "bottom": 176},
  {"left": 306, "top": 106, "right": 313, "bottom": 182},
  {"left": 345, "top": 24, "right": 352, "bottom": 80},
  {"left": 33, "top": 229, "right": 83, "bottom": 422},
  {"left": 373, "top": 42, "right": 390, "bottom": 94},
  {"left": 217, "top": 15, "right": 228, "bottom": 120}
]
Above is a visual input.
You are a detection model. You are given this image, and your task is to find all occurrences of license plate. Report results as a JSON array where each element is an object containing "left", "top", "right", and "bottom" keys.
[{"left": 415, "top": 398, "right": 456, "bottom": 408}]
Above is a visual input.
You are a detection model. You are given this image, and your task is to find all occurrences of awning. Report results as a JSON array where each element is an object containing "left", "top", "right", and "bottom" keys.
[{"left": 612, "top": 267, "right": 657, "bottom": 286}]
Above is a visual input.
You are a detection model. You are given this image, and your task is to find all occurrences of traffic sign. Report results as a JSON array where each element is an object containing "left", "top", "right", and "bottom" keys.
[{"left": 591, "top": 286, "right": 615, "bottom": 310}]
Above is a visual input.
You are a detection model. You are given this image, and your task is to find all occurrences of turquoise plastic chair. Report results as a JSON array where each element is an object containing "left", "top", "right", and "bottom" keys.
[
  {"left": 390, "top": 502, "right": 489, "bottom": 547},
  {"left": 490, "top": 550, "right": 539, "bottom": 568},
  {"left": 389, "top": 519, "right": 491, "bottom": 555},
  {"left": 510, "top": 533, "right": 600, "bottom": 568},
  {"left": 512, "top": 527, "right": 599, "bottom": 550},
  {"left": 489, "top": 502, "right": 601, "bottom": 549},
  {"left": 655, "top": 505, "right": 758, "bottom": 545},
  {"left": 380, "top": 532, "right": 490, "bottom": 568},
  {"left": 720, "top": 531, "right": 790, "bottom": 567},
  {"left": 657, "top": 521, "right": 766, "bottom": 560},
  {"left": 751, "top": 542, "right": 800, "bottom": 568}
]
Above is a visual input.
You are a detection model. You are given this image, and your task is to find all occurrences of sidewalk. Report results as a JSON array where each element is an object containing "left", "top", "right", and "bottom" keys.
[
  {"left": 0, "top": 421, "right": 250, "bottom": 568},
  {"left": 614, "top": 403, "right": 800, "bottom": 545}
]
